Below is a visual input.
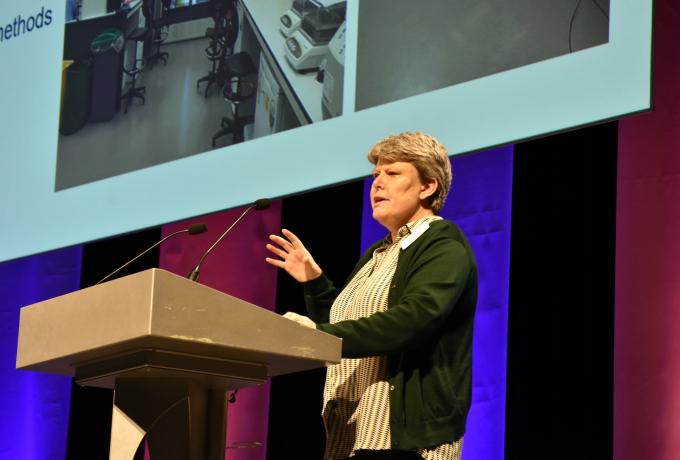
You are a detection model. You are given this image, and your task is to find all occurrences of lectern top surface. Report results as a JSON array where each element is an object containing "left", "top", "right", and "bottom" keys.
[{"left": 16, "top": 269, "right": 341, "bottom": 378}]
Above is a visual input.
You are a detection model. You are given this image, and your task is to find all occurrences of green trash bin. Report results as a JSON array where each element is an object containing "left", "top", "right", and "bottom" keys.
[{"left": 90, "top": 28, "right": 124, "bottom": 122}]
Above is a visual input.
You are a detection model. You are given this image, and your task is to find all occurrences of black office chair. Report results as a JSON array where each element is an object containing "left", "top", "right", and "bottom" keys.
[
  {"left": 197, "top": 0, "right": 238, "bottom": 97},
  {"left": 212, "top": 52, "right": 257, "bottom": 147},
  {"left": 142, "top": 0, "right": 170, "bottom": 69},
  {"left": 120, "top": 26, "right": 148, "bottom": 113}
]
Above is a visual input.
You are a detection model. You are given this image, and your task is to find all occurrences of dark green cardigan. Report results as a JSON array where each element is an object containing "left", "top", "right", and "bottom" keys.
[{"left": 303, "top": 219, "right": 477, "bottom": 451}]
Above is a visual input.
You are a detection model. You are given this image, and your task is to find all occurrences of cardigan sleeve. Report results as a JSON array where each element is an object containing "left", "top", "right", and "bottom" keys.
[
  {"left": 301, "top": 273, "right": 338, "bottom": 324},
  {"left": 316, "top": 231, "right": 473, "bottom": 358}
]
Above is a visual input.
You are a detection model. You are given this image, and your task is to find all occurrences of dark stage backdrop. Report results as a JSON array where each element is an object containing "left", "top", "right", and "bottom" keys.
[{"left": 505, "top": 121, "right": 618, "bottom": 459}]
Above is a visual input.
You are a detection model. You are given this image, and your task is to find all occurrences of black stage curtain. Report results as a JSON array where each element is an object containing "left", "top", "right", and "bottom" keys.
[{"left": 505, "top": 122, "right": 617, "bottom": 460}]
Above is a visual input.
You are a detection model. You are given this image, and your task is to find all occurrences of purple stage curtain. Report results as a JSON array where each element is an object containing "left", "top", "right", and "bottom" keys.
[
  {"left": 614, "top": 0, "right": 680, "bottom": 458},
  {"left": 157, "top": 201, "right": 282, "bottom": 460},
  {"left": 361, "top": 146, "right": 513, "bottom": 460},
  {"left": 0, "top": 247, "right": 82, "bottom": 460}
]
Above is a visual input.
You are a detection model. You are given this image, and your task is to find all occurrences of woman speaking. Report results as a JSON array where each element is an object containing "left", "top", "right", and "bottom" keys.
[{"left": 266, "top": 132, "right": 477, "bottom": 460}]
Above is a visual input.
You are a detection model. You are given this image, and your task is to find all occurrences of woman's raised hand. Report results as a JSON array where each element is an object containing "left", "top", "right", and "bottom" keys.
[{"left": 265, "top": 229, "right": 323, "bottom": 283}]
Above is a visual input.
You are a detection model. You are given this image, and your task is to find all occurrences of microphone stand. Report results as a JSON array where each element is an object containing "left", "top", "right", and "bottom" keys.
[
  {"left": 95, "top": 224, "right": 207, "bottom": 285},
  {"left": 187, "top": 205, "right": 255, "bottom": 282}
]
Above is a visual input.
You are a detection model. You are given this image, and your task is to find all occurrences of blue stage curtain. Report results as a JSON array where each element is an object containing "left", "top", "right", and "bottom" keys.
[
  {"left": 361, "top": 146, "right": 513, "bottom": 460},
  {"left": 0, "top": 246, "right": 82, "bottom": 460}
]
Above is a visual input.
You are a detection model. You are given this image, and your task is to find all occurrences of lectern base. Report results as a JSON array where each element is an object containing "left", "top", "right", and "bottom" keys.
[{"left": 109, "top": 378, "right": 227, "bottom": 460}]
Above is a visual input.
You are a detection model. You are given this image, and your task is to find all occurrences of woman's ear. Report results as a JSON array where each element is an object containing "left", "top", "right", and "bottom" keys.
[{"left": 419, "top": 178, "right": 438, "bottom": 202}]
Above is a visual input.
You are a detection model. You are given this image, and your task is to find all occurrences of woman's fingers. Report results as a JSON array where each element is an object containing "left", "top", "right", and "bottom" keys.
[
  {"left": 265, "top": 257, "right": 285, "bottom": 268},
  {"left": 281, "top": 228, "right": 301, "bottom": 246},
  {"left": 283, "top": 311, "right": 316, "bottom": 328},
  {"left": 269, "top": 234, "right": 294, "bottom": 250},
  {"left": 270, "top": 230, "right": 305, "bottom": 253},
  {"left": 265, "top": 243, "right": 287, "bottom": 259}
]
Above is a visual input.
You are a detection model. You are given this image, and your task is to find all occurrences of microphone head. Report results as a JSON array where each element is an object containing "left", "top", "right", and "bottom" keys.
[
  {"left": 254, "top": 198, "right": 272, "bottom": 211},
  {"left": 187, "top": 223, "right": 208, "bottom": 235}
]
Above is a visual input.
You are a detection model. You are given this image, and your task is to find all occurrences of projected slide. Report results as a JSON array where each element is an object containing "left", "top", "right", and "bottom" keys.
[{"left": 0, "top": 0, "right": 651, "bottom": 262}]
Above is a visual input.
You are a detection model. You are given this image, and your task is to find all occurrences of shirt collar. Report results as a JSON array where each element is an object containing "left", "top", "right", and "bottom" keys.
[{"left": 381, "top": 216, "right": 439, "bottom": 247}]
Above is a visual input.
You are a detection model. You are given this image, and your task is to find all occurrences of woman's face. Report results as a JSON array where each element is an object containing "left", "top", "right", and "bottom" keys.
[{"left": 370, "top": 159, "right": 436, "bottom": 235}]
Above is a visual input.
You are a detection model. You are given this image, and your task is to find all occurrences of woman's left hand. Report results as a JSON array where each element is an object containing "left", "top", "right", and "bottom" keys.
[
  {"left": 265, "top": 229, "right": 323, "bottom": 283},
  {"left": 283, "top": 311, "right": 316, "bottom": 329}
]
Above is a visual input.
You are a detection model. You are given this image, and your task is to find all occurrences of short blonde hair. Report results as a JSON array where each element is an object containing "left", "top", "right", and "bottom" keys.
[{"left": 367, "top": 132, "right": 452, "bottom": 213}]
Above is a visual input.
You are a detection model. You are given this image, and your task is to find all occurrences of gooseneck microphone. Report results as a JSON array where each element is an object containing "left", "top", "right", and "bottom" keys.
[
  {"left": 187, "top": 198, "right": 271, "bottom": 282},
  {"left": 95, "top": 223, "right": 208, "bottom": 285}
]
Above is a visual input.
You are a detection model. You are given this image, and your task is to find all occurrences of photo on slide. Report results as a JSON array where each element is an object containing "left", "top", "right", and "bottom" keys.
[
  {"left": 54, "top": 0, "right": 346, "bottom": 191},
  {"left": 355, "top": 0, "right": 610, "bottom": 111}
]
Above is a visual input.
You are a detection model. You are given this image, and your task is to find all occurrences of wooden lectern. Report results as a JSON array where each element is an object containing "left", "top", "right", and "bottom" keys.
[{"left": 15, "top": 268, "right": 341, "bottom": 460}]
